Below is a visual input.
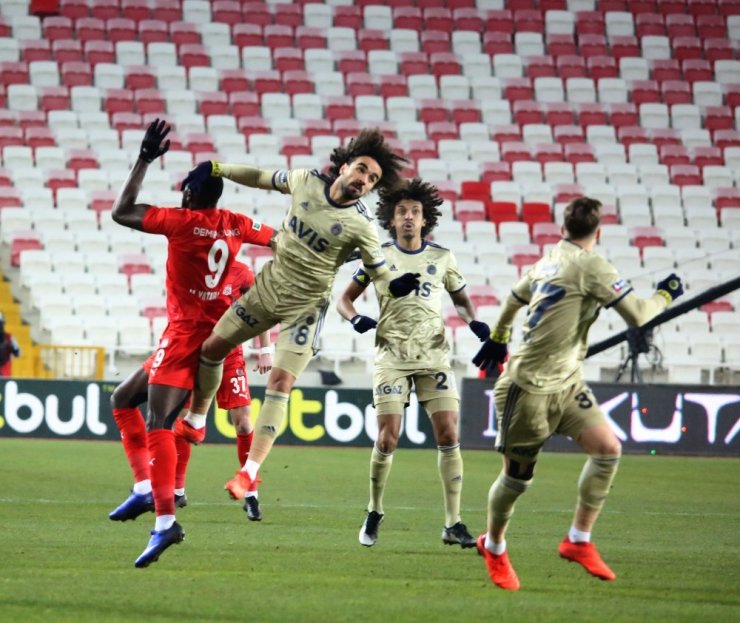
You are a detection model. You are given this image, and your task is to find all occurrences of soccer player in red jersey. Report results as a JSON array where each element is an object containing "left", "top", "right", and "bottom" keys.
[
  {"left": 110, "top": 120, "right": 275, "bottom": 568},
  {"left": 172, "top": 260, "right": 274, "bottom": 522}
]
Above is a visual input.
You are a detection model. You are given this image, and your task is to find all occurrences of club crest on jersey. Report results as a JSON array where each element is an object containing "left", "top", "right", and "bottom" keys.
[
  {"left": 427, "top": 264, "right": 437, "bottom": 275},
  {"left": 612, "top": 279, "right": 628, "bottom": 292},
  {"left": 223, "top": 285, "right": 233, "bottom": 297},
  {"left": 389, "top": 264, "right": 398, "bottom": 271},
  {"left": 331, "top": 223, "right": 342, "bottom": 236}
]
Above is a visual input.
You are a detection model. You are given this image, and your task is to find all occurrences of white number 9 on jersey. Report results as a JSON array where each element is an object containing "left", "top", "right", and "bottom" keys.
[{"left": 205, "top": 239, "right": 229, "bottom": 288}]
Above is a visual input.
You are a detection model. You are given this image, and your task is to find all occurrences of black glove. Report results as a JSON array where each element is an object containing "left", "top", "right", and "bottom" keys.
[
  {"left": 350, "top": 315, "right": 377, "bottom": 334},
  {"left": 388, "top": 272, "right": 420, "bottom": 298},
  {"left": 469, "top": 320, "right": 490, "bottom": 341},
  {"left": 180, "top": 160, "right": 214, "bottom": 192},
  {"left": 472, "top": 328, "right": 510, "bottom": 371},
  {"left": 656, "top": 273, "right": 684, "bottom": 302},
  {"left": 139, "top": 118, "right": 170, "bottom": 163}
]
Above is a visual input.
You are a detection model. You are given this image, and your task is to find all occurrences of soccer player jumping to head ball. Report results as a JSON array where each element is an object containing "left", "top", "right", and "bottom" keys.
[
  {"left": 336, "top": 178, "right": 491, "bottom": 549},
  {"left": 472, "top": 197, "right": 683, "bottom": 590},
  {"left": 111, "top": 120, "right": 275, "bottom": 568},
  {"left": 181, "top": 129, "right": 421, "bottom": 509}
]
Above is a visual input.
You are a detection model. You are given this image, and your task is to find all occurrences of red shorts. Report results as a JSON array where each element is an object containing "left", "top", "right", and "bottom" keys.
[
  {"left": 216, "top": 346, "right": 251, "bottom": 410},
  {"left": 143, "top": 323, "right": 213, "bottom": 390}
]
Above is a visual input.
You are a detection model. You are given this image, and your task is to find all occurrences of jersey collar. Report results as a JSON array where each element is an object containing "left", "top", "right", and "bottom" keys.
[
  {"left": 324, "top": 184, "right": 358, "bottom": 209},
  {"left": 394, "top": 240, "right": 427, "bottom": 255}
]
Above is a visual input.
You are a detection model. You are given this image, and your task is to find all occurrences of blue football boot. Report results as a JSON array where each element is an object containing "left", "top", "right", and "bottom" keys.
[
  {"left": 109, "top": 491, "right": 154, "bottom": 521},
  {"left": 134, "top": 522, "right": 185, "bottom": 568}
]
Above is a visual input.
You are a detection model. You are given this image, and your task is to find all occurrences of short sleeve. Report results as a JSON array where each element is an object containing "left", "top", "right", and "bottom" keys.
[
  {"left": 443, "top": 250, "right": 466, "bottom": 293},
  {"left": 357, "top": 222, "right": 386, "bottom": 275},
  {"left": 270, "top": 168, "right": 309, "bottom": 194},
  {"left": 141, "top": 206, "right": 177, "bottom": 236},
  {"left": 352, "top": 266, "right": 371, "bottom": 289},
  {"left": 235, "top": 213, "right": 274, "bottom": 246},
  {"left": 583, "top": 254, "right": 634, "bottom": 308}
]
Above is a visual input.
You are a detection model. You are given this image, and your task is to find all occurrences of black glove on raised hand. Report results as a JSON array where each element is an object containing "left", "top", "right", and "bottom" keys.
[
  {"left": 350, "top": 315, "right": 377, "bottom": 334},
  {"left": 469, "top": 320, "right": 491, "bottom": 341},
  {"left": 139, "top": 118, "right": 170, "bottom": 163},
  {"left": 388, "top": 272, "right": 420, "bottom": 298},
  {"left": 472, "top": 329, "right": 510, "bottom": 371},
  {"left": 180, "top": 160, "right": 214, "bottom": 192},
  {"left": 656, "top": 273, "right": 684, "bottom": 302}
]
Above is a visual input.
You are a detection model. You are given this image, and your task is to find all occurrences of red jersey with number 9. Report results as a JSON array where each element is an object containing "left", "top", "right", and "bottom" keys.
[{"left": 141, "top": 206, "right": 273, "bottom": 327}]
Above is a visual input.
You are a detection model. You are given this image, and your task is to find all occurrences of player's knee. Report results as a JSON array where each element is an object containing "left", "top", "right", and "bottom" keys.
[
  {"left": 377, "top": 431, "right": 399, "bottom": 454},
  {"left": 201, "top": 335, "right": 230, "bottom": 361},
  {"left": 507, "top": 459, "right": 536, "bottom": 481},
  {"left": 267, "top": 368, "right": 294, "bottom": 394},
  {"left": 592, "top": 438, "right": 622, "bottom": 458},
  {"left": 435, "top": 427, "right": 458, "bottom": 448}
]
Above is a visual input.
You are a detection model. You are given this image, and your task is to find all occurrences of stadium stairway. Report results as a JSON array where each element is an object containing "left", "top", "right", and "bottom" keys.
[{"left": 1, "top": 269, "right": 34, "bottom": 377}]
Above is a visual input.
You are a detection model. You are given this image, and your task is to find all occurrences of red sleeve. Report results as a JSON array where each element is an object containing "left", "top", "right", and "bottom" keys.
[
  {"left": 141, "top": 206, "right": 179, "bottom": 236},
  {"left": 235, "top": 213, "right": 274, "bottom": 247}
]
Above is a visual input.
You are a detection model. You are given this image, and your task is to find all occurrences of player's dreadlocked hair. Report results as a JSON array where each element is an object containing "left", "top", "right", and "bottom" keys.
[
  {"left": 376, "top": 177, "right": 443, "bottom": 240},
  {"left": 327, "top": 128, "right": 407, "bottom": 191},
  {"left": 564, "top": 196, "right": 602, "bottom": 239}
]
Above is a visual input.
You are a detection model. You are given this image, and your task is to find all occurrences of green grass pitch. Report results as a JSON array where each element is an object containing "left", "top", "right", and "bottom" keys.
[{"left": 0, "top": 438, "right": 738, "bottom": 623}]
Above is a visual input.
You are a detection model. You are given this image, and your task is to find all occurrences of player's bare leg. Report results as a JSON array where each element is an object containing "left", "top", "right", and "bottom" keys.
[
  {"left": 558, "top": 423, "right": 621, "bottom": 580},
  {"left": 431, "top": 409, "right": 475, "bottom": 549},
  {"left": 189, "top": 333, "right": 233, "bottom": 419}
]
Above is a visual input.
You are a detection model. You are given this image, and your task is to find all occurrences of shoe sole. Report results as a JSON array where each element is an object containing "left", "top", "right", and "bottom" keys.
[
  {"left": 442, "top": 538, "right": 477, "bottom": 549},
  {"left": 559, "top": 553, "right": 615, "bottom": 580},
  {"left": 135, "top": 534, "right": 185, "bottom": 568}
]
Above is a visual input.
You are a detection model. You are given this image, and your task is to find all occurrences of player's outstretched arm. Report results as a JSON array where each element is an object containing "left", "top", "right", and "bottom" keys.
[
  {"left": 614, "top": 273, "right": 684, "bottom": 327},
  {"left": 112, "top": 119, "right": 170, "bottom": 231},
  {"left": 181, "top": 160, "right": 278, "bottom": 192},
  {"left": 337, "top": 277, "right": 377, "bottom": 334},
  {"left": 449, "top": 288, "right": 490, "bottom": 341}
]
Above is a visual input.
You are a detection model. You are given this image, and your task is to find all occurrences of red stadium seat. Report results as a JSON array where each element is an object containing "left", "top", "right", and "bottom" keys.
[
  {"left": 421, "top": 31, "right": 451, "bottom": 55},
  {"left": 525, "top": 56, "right": 556, "bottom": 79},
  {"left": 170, "top": 21, "right": 201, "bottom": 46},
  {"left": 630, "top": 80, "right": 661, "bottom": 105},
  {"left": 502, "top": 78, "right": 534, "bottom": 102},
  {"left": 650, "top": 128, "right": 681, "bottom": 147},
  {"left": 427, "top": 121, "right": 458, "bottom": 141},
  {"left": 553, "top": 125, "right": 585, "bottom": 144},
  {"left": 151, "top": 0, "right": 181, "bottom": 23},
  {"left": 666, "top": 14, "right": 697, "bottom": 38},
  {"left": 618, "top": 126, "right": 650, "bottom": 147},
  {"left": 273, "top": 48, "right": 304, "bottom": 73},
  {"left": 0, "top": 62, "right": 30, "bottom": 86},
  {"left": 513, "top": 100, "right": 544, "bottom": 125},
  {"left": 454, "top": 8, "right": 484, "bottom": 31},
  {"left": 252, "top": 71, "right": 281, "bottom": 95},
  {"left": 557, "top": 55, "right": 587, "bottom": 79},
  {"left": 122, "top": 0, "right": 151, "bottom": 22},
  {"left": 61, "top": 61, "right": 93, "bottom": 87},
  {"left": 532, "top": 221, "right": 561, "bottom": 248},
  {"left": 670, "top": 164, "right": 702, "bottom": 186},
  {"left": 546, "top": 103, "right": 575, "bottom": 126},
  {"left": 534, "top": 143, "right": 564, "bottom": 164},
  {"left": 295, "top": 26, "right": 327, "bottom": 50},
  {"left": 485, "top": 10, "right": 514, "bottom": 33},
  {"left": 43, "top": 16, "right": 74, "bottom": 41},
  {"left": 274, "top": 4, "right": 303, "bottom": 28},
  {"left": 179, "top": 44, "right": 210, "bottom": 69},
  {"left": 358, "top": 30, "right": 389, "bottom": 52},
  {"left": 60, "top": 0, "right": 89, "bottom": 20},
  {"left": 564, "top": 143, "right": 596, "bottom": 164},
  {"left": 587, "top": 56, "right": 618, "bottom": 81},
  {"left": 232, "top": 24, "right": 262, "bottom": 48},
  {"left": 575, "top": 11, "right": 606, "bottom": 35},
  {"left": 334, "top": 6, "right": 362, "bottom": 30},
  {"left": 39, "top": 86, "right": 70, "bottom": 112},
  {"left": 659, "top": 144, "right": 691, "bottom": 166},
  {"left": 134, "top": 88, "right": 165, "bottom": 114},
  {"left": 138, "top": 19, "right": 168, "bottom": 44},
  {"left": 229, "top": 91, "right": 260, "bottom": 117},
  {"left": 125, "top": 65, "right": 156, "bottom": 90},
  {"left": 336, "top": 51, "right": 367, "bottom": 75},
  {"left": 111, "top": 111, "right": 143, "bottom": 133},
  {"left": 104, "top": 88, "right": 135, "bottom": 116},
  {"left": 107, "top": 18, "right": 138, "bottom": 43},
  {"left": 430, "top": 52, "right": 461, "bottom": 77},
  {"left": 11, "top": 236, "right": 43, "bottom": 267},
  {"left": 283, "top": 71, "right": 314, "bottom": 96},
  {"left": 673, "top": 37, "right": 703, "bottom": 62},
  {"left": 197, "top": 91, "right": 228, "bottom": 117},
  {"left": 609, "top": 36, "right": 640, "bottom": 60},
  {"left": 91, "top": 0, "right": 119, "bottom": 21},
  {"left": 324, "top": 97, "right": 355, "bottom": 122},
  {"left": 346, "top": 73, "right": 376, "bottom": 97},
  {"left": 486, "top": 201, "right": 518, "bottom": 225},
  {"left": 52, "top": 39, "right": 83, "bottom": 63},
  {"left": 636, "top": 14, "right": 666, "bottom": 38},
  {"left": 682, "top": 59, "right": 713, "bottom": 83},
  {"left": 650, "top": 59, "right": 682, "bottom": 83},
  {"left": 302, "top": 120, "right": 332, "bottom": 138},
  {"left": 521, "top": 202, "right": 552, "bottom": 229},
  {"left": 237, "top": 116, "right": 269, "bottom": 138},
  {"left": 378, "top": 75, "right": 408, "bottom": 99},
  {"left": 24, "top": 126, "right": 56, "bottom": 149},
  {"left": 212, "top": 1, "right": 242, "bottom": 26},
  {"left": 399, "top": 52, "right": 429, "bottom": 76},
  {"left": 510, "top": 243, "right": 541, "bottom": 275},
  {"left": 492, "top": 125, "right": 522, "bottom": 143},
  {"left": 691, "top": 146, "right": 723, "bottom": 167},
  {"left": 610, "top": 103, "right": 639, "bottom": 128},
  {"left": 333, "top": 119, "right": 362, "bottom": 141},
  {"left": 84, "top": 40, "right": 115, "bottom": 65},
  {"left": 630, "top": 226, "right": 665, "bottom": 253},
  {"left": 67, "top": 148, "right": 99, "bottom": 172},
  {"left": 468, "top": 285, "right": 499, "bottom": 309},
  {"left": 546, "top": 33, "right": 577, "bottom": 57},
  {"left": 480, "top": 162, "right": 512, "bottom": 184},
  {"left": 704, "top": 106, "right": 734, "bottom": 133},
  {"left": 237, "top": 3, "right": 268, "bottom": 27},
  {"left": 501, "top": 142, "right": 531, "bottom": 164},
  {"left": 696, "top": 15, "right": 727, "bottom": 38},
  {"left": 483, "top": 32, "right": 514, "bottom": 56}
]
